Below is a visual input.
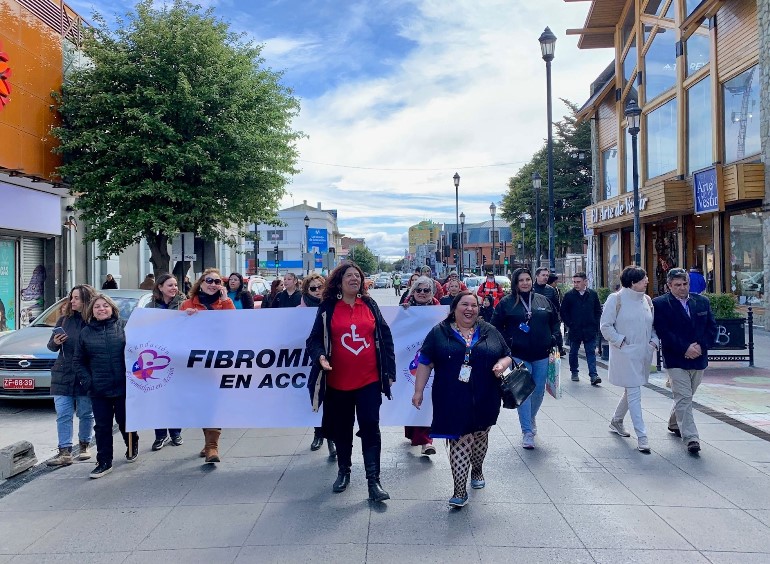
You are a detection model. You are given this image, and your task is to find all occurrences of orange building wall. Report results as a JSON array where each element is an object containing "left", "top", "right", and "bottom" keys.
[{"left": 0, "top": 0, "right": 63, "bottom": 179}]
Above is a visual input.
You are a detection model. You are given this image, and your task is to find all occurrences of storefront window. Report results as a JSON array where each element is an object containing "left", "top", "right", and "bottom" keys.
[
  {"left": 723, "top": 66, "right": 760, "bottom": 163},
  {"left": 621, "top": 5, "right": 636, "bottom": 46},
  {"left": 644, "top": 27, "right": 676, "bottom": 102},
  {"left": 646, "top": 98, "right": 678, "bottom": 179},
  {"left": 602, "top": 147, "right": 619, "bottom": 199},
  {"left": 685, "top": 30, "right": 709, "bottom": 77},
  {"left": 729, "top": 210, "right": 763, "bottom": 307},
  {"left": 623, "top": 44, "right": 637, "bottom": 88},
  {"left": 604, "top": 231, "right": 621, "bottom": 290},
  {"left": 651, "top": 221, "right": 679, "bottom": 296},
  {"left": 687, "top": 76, "right": 712, "bottom": 173}
]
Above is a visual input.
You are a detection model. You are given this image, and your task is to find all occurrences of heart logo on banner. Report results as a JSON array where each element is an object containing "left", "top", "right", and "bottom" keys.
[
  {"left": 132, "top": 349, "right": 171, "bottom": 381},
  {"left": 340, "top": 324, "right": 371, "bottom": 355}
]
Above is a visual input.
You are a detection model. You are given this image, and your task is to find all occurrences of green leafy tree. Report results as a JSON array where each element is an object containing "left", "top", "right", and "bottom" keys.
[
  {"left": 53, "top": 0, "right": 302, "bottom": 274},
  {"left": 500, "top": 100, "right": 591, "bottom": 260},
  {"left": 347, "top": 246, "right": 378, "bottom": 275}
]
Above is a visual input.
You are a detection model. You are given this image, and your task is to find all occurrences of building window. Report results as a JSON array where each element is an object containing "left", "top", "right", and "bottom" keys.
[
  {"left": 687, "top": 76, "right": 712, "bottom": 173},
  {"left": 644, "top": 0, "right": 668, "bottom": 17},
  {"left": 621, "top": 5, "right": 636, "bottom": 46},
  {"left": 686, "top": 0, "right": 702, "bottom": 16},
  {"left": 723, "top": 66, "right": 760, "bottom": 163},
  {"left": 623, "top": 43, "right": 637, "bottom": 88},
  {"left": 646, "top": 98, "right": 678, "bottom": 179},
  {"left": 643, "top": 27, "right": 676, "bottom": 102},
  {"left": 266, "top": 229, "right": 284, "bottom": 242},
  {"left": 663, "top": 1, "right": 675, "bottom": 19},
  {"left": 729, "top": 210, "right": 763, "bottom": 307},
  {"left": 625, "top": 136, "right": 634, "bottom": 192},
  {"left": 603, "top": 231, "right": 621, "bottom": 290},
  {"left": 602, "top": 147, "right": 619, "bottom": 199},
  {"left": 685, "top": 30, "right": 709, "bottom": 77}
]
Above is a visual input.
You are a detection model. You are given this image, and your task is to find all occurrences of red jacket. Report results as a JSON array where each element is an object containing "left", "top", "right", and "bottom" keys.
[{"left": 181, "top": 295, "right": 236, "bottom": 310}]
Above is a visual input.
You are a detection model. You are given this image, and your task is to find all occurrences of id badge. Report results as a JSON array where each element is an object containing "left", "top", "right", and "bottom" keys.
[
  {"left": 519, "top": 322, "right": 530, "bottom": 333},
  {"left": 458, "top": 364, "right": 472, "bottom": 383}
]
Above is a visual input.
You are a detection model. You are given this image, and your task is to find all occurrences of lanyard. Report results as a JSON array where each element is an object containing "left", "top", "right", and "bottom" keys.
[
  {"left": 520, "top": 292, "right": 533, "bottom": 321},
  {"left": 452, "top": 323, "right": 476, "bottom": 365}
]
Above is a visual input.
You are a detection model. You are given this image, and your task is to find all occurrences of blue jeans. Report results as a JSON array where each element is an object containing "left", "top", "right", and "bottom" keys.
[
  {"left": 515, "top": 357, "right": 549, "bottom": 434},
  {"left": 568, "top": 334, "right": 598, "bottom": 377},
  {"left": 53, "top": 395, "right": 94, "bottom": 449}
]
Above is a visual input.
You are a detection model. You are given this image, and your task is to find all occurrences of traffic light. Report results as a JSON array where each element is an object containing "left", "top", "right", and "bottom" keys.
[
  {"left": 453, "top": 253, "right": 458, "bottom": 262},
  {"left": 504, "top": 257, "right": 509, "bottom": 266},
  {"left": 482, "top": 254, "right": 487, "bottom": 264},
  {"left": 451, "top": 233, "right": 458, "bottom": 249}
]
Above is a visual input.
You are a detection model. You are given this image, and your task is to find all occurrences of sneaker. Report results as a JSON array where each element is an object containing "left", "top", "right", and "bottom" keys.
[
  {"left": 46, "top": 447, "right": 73, "bottom": 466},
  {"left": 590, "top": 375, "right": 602, "bottom": 385},
  {"left": 609, "top": 420, "right": 631, "bottom": 437},
  {"left": 571, "top": 373, "right": 580, "bottom": 382},
  {"left": 448, "top": 495, "right": 469, "bottom": 508},
  {"left": 637, "top": 437, "right": 651, "bottom": 453},
  {"left": 78, "top": 441, "right": 92, "bottom": 461},
  {"left": 421, "top": 444, "right": 436, "bottom": 456},
  {"left": 470, "top": 478, "right": 486, "bottom": 489},
  {"left": 152, "top": 436, "right": 170, "bottom": 451},
  {"left": 521, "top": 432, "right": 535, "bottom": 450},
  {"left": 90, "top": 462, "right": 113, "bottom": 479},
  {"left": 170, "top": 435, "right": 184, "bottom": 446},
  {"left": 667, "top": 426, "right": 682, "bottom": 437},
  {"left": 125, "top": 441, "right": 139, "bottom": 462},
  {"left": 687, "top": 440, "right": 701, "bottom": 453}
]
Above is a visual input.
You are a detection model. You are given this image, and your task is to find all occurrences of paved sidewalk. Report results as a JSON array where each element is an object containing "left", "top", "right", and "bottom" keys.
[{"left": 1, "top": 366, "right": 769, "bottom": 563}]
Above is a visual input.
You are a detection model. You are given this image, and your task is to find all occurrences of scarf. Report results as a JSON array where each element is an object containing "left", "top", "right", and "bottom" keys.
[{"left": 197, "top": 291, "right": 219, "bottom": 310}]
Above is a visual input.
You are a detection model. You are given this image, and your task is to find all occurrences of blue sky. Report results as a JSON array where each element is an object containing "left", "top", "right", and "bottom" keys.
[{"left": 66, "top": 0, "right": 611, "bottom": 260}]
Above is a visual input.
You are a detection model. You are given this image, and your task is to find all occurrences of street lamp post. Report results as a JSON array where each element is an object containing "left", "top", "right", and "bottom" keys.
[
  {"left": 625, "top": 100, "right": 642, "bottom": 266},
  {"left": 459, "top": 212, "right": 465, "bottom": 276},
  {"left": 520, "top": 220, "right": 526, "bottom": 264},
  {"left": 539, "top": 26, "right": 557, "bottom": 272},
  {"left": 532, "top": 172, "right": 541, "bottom": 270},
  {"left": 304, "top": 215, "right": 310, "bottom": 275},
  {"left": 253, "top": 222, "right": 259, "bottom": 275},
  {"left": 489, "top": 203, "right": 497, "bottom": 275},
  {"left": 453, "top": 172, "right": 460, "bottom": 273},
  {"left": 272, "top": 233, "right": 279, "bottom": 278}
]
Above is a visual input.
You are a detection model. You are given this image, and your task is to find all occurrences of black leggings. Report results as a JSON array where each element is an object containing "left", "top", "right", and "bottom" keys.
[{"left": 323, "top": 381, "right": 382, "bottom": 470}]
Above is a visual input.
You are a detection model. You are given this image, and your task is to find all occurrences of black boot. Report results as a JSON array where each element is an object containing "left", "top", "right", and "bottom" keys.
[
  {"left": 327, "top": 439, "right": 337, "bottom": 460},
  {"left": 332, "top": 468, "right": 350, "bottom": 492},
  {"left": 363, "top": 445, "right": 389, "bottom": 502},
  {"left": 310, "top": 428, "right": 324, "bottom": 451}
]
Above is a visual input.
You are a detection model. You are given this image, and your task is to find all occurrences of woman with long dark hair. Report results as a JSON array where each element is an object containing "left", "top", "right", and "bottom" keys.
[
  {"left": 306, "top": 261, "right": 396, "bottom": 501},
  {"left": 263, "top": 279, "right": 284, "bottom": 309},
  {"left": 227, "top": 272, "right": 254, "bottom": 309},
  {"left": 491, "top": 268, "right": 559, "bottom": 450}
]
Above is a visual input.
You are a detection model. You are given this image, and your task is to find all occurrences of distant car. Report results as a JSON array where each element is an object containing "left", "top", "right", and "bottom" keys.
[
  {"left": 364, "top": 276, "right": 376, "bottom": 290},
  {"left": 374, "top": 275, "right": 392, "bottom": 289},
  {"left": 400, "top": 274, "right": 412, "bottom": 286},
  {"left": 0, "top": 289, "right": 153, "bottom": 399},
  {"left": 247, "top": 276, "right": 270, "bottom": 308}
]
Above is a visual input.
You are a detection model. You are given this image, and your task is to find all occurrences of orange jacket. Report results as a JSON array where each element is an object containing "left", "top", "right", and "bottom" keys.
[{"left": 181, "top": 295, "right": 236, "bottom": 311}]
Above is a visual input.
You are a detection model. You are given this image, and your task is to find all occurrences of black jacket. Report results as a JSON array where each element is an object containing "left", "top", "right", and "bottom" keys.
[
  {"left": 306, "top": 297, "right": 396, "bottom": 411},
  {"left": 533, "top": 282, "right": 560, "bottom": 315},
  {"left": 420, "top": 320, "right": 510, "bottom": 437},
  {"left": 491, "top": 292, "right": 559, "bottom": 362},
  {"left": 47, "top": 312, "right": 87, "bottom": 396},
  {"left": 73, "top": 317, "right": 128, "bottom": 398},
  {"left": 271, "top": 289, "right": 302, "bottom": 308},
  {"left": 652, "top": 292, "right": 717, "bottom": 370},
  {"left": 560, "top": 288, "right": 602, "bottom": 341},
  {"left": 144, "top": 294, "right": 185, "bottom": 310}
]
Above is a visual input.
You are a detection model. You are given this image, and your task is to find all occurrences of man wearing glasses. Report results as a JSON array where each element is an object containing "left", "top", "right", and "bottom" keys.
[{"left": 652, "top": 268, "right": 717, "bottom": 454}]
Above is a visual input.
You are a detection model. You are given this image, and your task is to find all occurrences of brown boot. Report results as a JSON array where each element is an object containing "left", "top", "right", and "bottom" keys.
[
  {"left": 203, "top": 428, "right": 221, "bottom": 463},
  {"left": 47, "top": 447, "right": 73, "bottom": 466}
]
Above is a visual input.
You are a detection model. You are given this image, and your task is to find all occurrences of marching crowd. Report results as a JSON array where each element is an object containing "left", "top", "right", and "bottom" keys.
[{"left": 46, "top": 261, "right": 717, "bottom": 508}]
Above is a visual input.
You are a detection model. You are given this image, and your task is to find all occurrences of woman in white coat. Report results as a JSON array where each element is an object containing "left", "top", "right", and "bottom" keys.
[{"left": 600, "top": 266, "right": 659, "bottom": 453}]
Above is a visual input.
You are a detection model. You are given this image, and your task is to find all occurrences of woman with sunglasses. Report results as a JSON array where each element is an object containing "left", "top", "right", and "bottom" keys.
[
  {"left": 299, "top": 274, "right": 336, "bottom": 458},
  {"left": 182, "top": 268, "right": 235, "bottom": 463},
  {"left": 402, "top": 275, "right": 439, "bottom": 455},
  {"left": 306, "top": 261, "right": 396, "bottom": 502},
  {"left": 491, "top": 268, "right": 559, "bottom": 450}
]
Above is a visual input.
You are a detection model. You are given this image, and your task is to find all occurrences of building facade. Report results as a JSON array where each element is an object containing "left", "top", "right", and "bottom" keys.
[
  {"left": 408, "top": 220, "right": 441, "bottom": 254},
  {"left": 442, "top": 221, "right": 513, "bottom": 276},
  {"left": 572, "top": 0, "right": 768, "bottom": 324}
]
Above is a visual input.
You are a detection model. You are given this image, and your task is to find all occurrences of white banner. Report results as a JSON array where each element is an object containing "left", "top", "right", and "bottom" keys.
[{"left": 124, "top": 306, "right": 448, "bottom": 430}]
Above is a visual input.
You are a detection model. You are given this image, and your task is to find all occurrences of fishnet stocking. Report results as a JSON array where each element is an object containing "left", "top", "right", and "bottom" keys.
[
  {"left": 470, "top": 429, "right": 489, "bottom": 482},
  {"left": 448, "top": 434, "right": 473, "bottom": 498}
]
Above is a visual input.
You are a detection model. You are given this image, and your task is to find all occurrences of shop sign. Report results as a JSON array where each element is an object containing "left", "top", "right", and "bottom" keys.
[
  {"left": 589, "top": 193, "right": 649, "bottom": 225},
  {"left": 693, "top": 166, "right": 723, "bottom": 214},
  {"left": 0, "top": 42, "right": 11, "bottom": 111}
]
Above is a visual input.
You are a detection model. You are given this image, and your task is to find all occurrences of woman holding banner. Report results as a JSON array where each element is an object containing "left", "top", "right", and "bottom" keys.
[
  {"left": 182, "top": 268, "right": 235, "bottom": 463},
  {"left": 412, "top": 291, "right": 512, "bottom": 508},
  {"left": 306, "top": 261, "right": 396, "bottom": 502}
]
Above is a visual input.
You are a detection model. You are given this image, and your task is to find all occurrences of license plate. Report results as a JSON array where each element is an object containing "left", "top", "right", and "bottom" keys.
[{"left": 3, "top": 378, "right": 34, "bottom": 390}]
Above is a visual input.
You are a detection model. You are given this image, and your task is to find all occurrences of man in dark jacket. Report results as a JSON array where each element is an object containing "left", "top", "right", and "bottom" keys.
[
  {"left": 653, "top": 268, "right": 717, "bottom": 454},
  {"left": 533, "top": 267, "right": 565, "bottom": 356},
  {"left": 561, "top": 272, "right": 602, "bottom": 385}
]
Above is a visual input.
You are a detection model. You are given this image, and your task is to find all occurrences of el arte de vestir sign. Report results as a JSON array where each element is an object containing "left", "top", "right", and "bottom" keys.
[
  {"left": 693, "top": 166, "right": 722, "bottom": 214},
  {"left": 590, "top": 193, "right": 649, "bottom": 225}
]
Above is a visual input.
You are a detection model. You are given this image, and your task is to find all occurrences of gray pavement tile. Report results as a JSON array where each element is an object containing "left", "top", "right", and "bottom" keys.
[
  {"left": 236, "top": 543, "right": 366, "bottom": 563},
  {"left": 706, "top": 440, "right": 770, "bottom": 463},
  {"left": 497, "top": 419, "right": 568, "bottom": 437},
  {"left": 218, "top": 429, "right": 249, "bottom": 440},
  {"left": 597, "top": 453, "right": 685, "bottom": 476},
  {"left": 139, "top": 503, "right": 264, "bottom": 550},
  {"left": 0, "top": 477, "right": 90, "bottom": 511},
  {"left": 367, "top": 499, "right": 475, "bottom": 546},
  {"left": 539, "top": 406, "right": 608, "bottom": 423},
  {"left": 267, "top": 464, "right": 365, "bottom": 504},
  {"left": 701, "top": 551, "right": 770, "bottom": 563},
  {"left": 468, "top": 502, "right": 582, "bottom": 548},
  {"left": 245, "top": 500, "right": 370, "bottom": 545},
  {"left": 0, "top": 556, "right": 11, "bottom": 563},
  {"left": 747, "top": 509, "right": 770, "bottom": 527},
  {"left": 24, "top": 507, "right": 172, "bottom": 554},
  {"left": 370, "top": 461, "right": 455, "bottom": 501},
  {"left": 125, "top": 547, "right": 240, "bottom": 563},
  {"left": 224, "top": 435, "right": 304, "bottom": 457},
  {"left": 242, "top": 426, "right": 312, "bottom": 438},
  {"left": 588, "top": 549, "right": 710, "bottom": 563},
  {"left": 697, "top": 424, "right": 764, "bottom": 441},
  {"left": 571, "top": 436, "right": 657, "bottom": 458},
  {"left": 614, "top": 473, "right": 736, "bottom": 508},
  {"left": 12, "top": 553, "right": 131, "bottom": 563},
  {"left": 79, "top": 472, "right": 200, "bottom": 509},
  {"left": 654, "top": 443, "right": 765, "bottom": 478},
  {"left": 535, "top": 470, "right": 643, "bottom": 505},
  {"left": 512, "top": 436, "right": 591, "bottom": 460},
  {"left": 652, "top": 506, "right": 770, "bottom": 552},
  {"left": 693, "top": 476, "right": 770, "bottom": 510},
  {"left": 557, "top": 504, "right": 693, "bottom": 549},
  {"left": 367, "top": 543, "right": 480, "bottom": 563},
  {"left": 180, "top": 467, "right": 283, "bottom": 505},
  {"left": 478, "top": 547, "right": 595, "bottom": 563},
  {"left": 0, "top": 510, "right": 69, "bottom": 554}
]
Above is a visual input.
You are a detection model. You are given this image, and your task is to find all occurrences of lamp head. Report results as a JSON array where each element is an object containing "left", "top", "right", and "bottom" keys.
[
  {"left": 303, "top": 215, "right": 310, "bottom": 227},
  {"left": 459, "top": 211, "right": 465, "bottom": 225},
  {"left": 489, "top": 203, "right": 496, "bottom": 218},
  {"left": 624, "top": 99, "right": 642, "bottom": 134},
  {"left": 532, "top": 172, "right": 542, "bottom": 190},
  {"left": 453, "top": 172, "right": 460, "bottom": 188},
  {"left": 539, "top": 26, "right": 557, "bottom": 62}
]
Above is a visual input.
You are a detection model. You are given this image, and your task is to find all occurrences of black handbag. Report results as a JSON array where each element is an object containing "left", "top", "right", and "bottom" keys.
[{"left": 500, "top": 361, "right": 536, "bottom": 409}]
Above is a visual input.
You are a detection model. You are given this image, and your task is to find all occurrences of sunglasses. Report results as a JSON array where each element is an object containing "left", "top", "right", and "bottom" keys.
[
  {"left": 308, "top": 285, "right": 322, "bottom": 291},
  {"left": 204, "top": 278, "right": 222, "bottom": 285},
  {"left": 414, "top": 287, "right": 432, "bottom": 294}
]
